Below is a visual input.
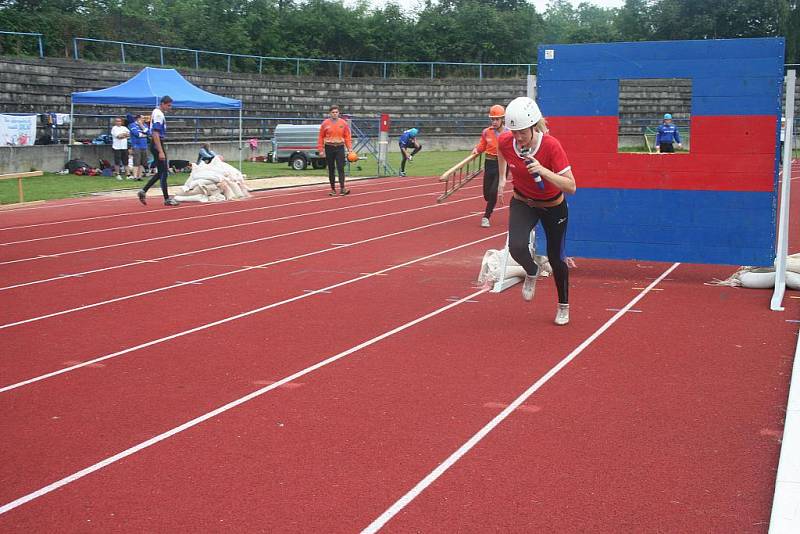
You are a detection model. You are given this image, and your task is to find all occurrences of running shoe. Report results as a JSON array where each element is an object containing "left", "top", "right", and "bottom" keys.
[
  {"left": 164, "top": 197, "right": 180, "bottom": 206},
  {"left": 555, "top": 304, "right": 570, "bottom": 325},
  {"left": 340, "top": 189, "right": 350, "bottom": 196},
  {"left": 399, "top": 171, "right": 406, "bottom": 177},
  {"left": 480, "top": 217, "right": 490, "bottom": 228},
  {"left": 329, "top": 190, "right": 337, "bottom": 196},
  {"left": 137, "top": 190, "right": 146, "bottom": 205},
  {"left": 522, "top": 273, "right": 537, "bottom": 301}
]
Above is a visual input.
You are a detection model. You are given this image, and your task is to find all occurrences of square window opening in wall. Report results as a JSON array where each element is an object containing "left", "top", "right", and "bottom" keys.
[{"left": 618, "top": 78, "right": 692, "bottom": 154}]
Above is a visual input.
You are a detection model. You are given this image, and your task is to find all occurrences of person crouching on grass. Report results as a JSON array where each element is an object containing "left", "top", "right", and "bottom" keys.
[
  {"left": 496, "top": 97, "right": 576, "bottom": 326},
  {"left": 317, "top": 105, "right": 353, "bottom": 196},
  {"left": 472, "top": 105, "right": 508, "bottom": 228}
]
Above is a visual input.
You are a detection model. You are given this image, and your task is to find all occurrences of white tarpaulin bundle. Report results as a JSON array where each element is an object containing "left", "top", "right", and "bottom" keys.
[
  {"left": 477, "top": 248, "right": 552, "bottom": 287},
  {"left": 707, "top": 253, "right": 800, "bottom": 290},
  {"left": 0, "top": 114, "right": 37, "bottom": 146},
  {"left": 175, "top": 157, "right": 251, "bottom": 203}
]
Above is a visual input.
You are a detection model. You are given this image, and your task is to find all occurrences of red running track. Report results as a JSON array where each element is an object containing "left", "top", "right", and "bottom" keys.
[{"left": 0, "top": 175, "right": 797, "bottom": 532}]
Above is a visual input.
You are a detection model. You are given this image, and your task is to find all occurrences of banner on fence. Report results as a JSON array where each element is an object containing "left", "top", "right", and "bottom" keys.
[{"left": 0, "top": 114, "right": 37, "bottom": 146}]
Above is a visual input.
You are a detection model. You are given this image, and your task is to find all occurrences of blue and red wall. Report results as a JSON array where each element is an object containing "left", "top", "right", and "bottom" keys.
[{"left": 537, "top": 38, "right": 785, "bottom": 265}]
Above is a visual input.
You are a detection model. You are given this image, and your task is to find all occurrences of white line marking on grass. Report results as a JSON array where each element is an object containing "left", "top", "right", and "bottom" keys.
[
  {"left": 0, "top": 188, "right": 445, "bottom": 266},
  {"left": 361, "top": 262, "right": 681, "bottom": 534},
  {"left": 0, "top": 204, "right": 491, "bottom": 330},
  {"left": 0, "top": 232, "right": 505, "bottom": 393},
  {"left": 0, "top": 175, "right": 431, "bottom": 232},
  {"left": 0, "top": 180, "right": 439, "bottom": 247},
  {"left": 0, "top": 188, "right": 480, "bottom": 292},
  {"left": 0, "top": 288, "right": 491, "bottom": 517}
]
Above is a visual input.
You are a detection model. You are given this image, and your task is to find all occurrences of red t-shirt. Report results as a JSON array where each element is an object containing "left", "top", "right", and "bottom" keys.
[{"left": 498, "top": 130, "right": 571, "bottom": 200}]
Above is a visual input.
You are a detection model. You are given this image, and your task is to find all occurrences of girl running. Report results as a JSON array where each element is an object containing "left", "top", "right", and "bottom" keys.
[
  {"left": 496, "top": 97, "right": 576, "bottom": 325},
  {"left": 472, "top": 105, "right": 508, "bottom": 228}
]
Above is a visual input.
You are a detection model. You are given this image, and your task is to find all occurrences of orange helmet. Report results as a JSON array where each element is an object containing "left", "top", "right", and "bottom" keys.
[
  {"left": 347, "top": 152, "right": 359, "bottom": 162},
  {"left": 489, "top": 105, "right": 505, "bottom": 118}
]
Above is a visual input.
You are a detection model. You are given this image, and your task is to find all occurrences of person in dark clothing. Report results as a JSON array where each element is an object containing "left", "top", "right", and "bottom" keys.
[
  {"left": 138, "top": 96, "right": 179, "bottom": 206},
  {"left": 398, "top": 127, "right": 421, "bottom": 177}
]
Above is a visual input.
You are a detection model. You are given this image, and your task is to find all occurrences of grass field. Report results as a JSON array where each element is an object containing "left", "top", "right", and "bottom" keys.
[{"left": 0, "top": 150, "right": 471, "bottom": 205}]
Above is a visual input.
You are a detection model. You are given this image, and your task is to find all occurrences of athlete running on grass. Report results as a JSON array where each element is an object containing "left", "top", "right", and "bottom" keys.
[
  {"left": 472, "top": 105, "right": 509, "bottom": 228},
  {"left": 496, "top": 97, "right": 576, "bottom": 325}
]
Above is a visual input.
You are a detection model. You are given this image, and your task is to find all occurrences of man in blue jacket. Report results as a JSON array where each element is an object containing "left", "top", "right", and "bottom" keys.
[
  {"left": 656, "top": 113, "right": 682, "bottom": 153},
  {"left": 128, "top": 114, "right": 149, "bottom": 180}
]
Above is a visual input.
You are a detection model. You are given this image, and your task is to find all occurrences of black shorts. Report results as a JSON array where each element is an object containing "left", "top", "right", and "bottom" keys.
[
  {"left": 659, "top": 142, "right": 675, "bottom": 153},
  {"left": 113, "top": 149, "right": 128, "bottom": 166}
]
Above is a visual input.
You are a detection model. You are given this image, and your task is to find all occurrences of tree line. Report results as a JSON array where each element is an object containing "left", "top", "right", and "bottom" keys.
[{"left": 0, "top": 0, "right": 797, "bottom": 72}]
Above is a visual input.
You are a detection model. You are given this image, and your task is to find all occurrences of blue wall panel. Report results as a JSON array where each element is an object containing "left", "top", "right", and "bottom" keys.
[{"left": 535, "top": 189, "right": 776, "bottom": 265}]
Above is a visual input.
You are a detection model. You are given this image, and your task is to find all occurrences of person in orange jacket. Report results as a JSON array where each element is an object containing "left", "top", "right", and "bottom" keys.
[
  {"left": 317, "top": 105, "right": 353, "bottom": 196},
  {"left": 472, "top": 104, "right": 509, "bottom": 227}
]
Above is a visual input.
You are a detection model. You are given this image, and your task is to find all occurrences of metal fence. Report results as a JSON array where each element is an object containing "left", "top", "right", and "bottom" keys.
[
  {"left": 0, "top": 31, "right": 44, "bottom": 58},
  {"left": 71, "top": 38, "right": 534, "bottom": 79}
]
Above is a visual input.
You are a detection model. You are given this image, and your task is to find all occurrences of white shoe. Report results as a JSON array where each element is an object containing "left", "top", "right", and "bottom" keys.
[
  {"left": 408, "top": 155, "right": 413, "bottom": 162},
  {"left": 555, "top": 304, "right": 570, "bottom": 325},
  {"left": 522, "top": 274, "right": 537, "bottom": 301},
  {"left": 115, "top": 175, "right": 123, "bottom": 181},
  {"left": 480, "top": 217, "right": 490, "bottom": 228}
]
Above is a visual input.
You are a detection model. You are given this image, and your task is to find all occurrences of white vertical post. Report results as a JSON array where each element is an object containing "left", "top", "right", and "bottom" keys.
[
  {"left": 66, "top": 101, "right": 75, "bottom": 162},
  {"left": 527, "top": 74, "right": 536, "bottom": 99},
  {"left": 238, "top": 106, "right": 243, "bottom": 171},
  {"left": 771, "top": 70, "right": 796, "bottom": 312}
]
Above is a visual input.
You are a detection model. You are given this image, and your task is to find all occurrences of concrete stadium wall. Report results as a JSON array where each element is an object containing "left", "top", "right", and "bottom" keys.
[{"left": 0, "top": 56, "right": 525, "bottom": 143}]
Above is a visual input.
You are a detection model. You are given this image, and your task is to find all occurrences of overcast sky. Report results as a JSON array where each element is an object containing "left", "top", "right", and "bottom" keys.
[{"left": 343, "top": 0, "right": 626, "bottom": 12}]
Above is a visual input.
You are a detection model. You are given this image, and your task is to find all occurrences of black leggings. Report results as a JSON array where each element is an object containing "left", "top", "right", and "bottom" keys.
[
  {"left": 143, "top": 147, "right": 169, "bottom": 200},
  {"left": 325, "top": 144, "right": 345, "bottom": 189},
  {"left": 483, "top": 159, "right": 499, "bottom": 218},
  {"left": 508, "top": 196, "right": 569, "bottom": 304},
  {"left": 400, "top": 142, "right": 422, "bottom": 172}
]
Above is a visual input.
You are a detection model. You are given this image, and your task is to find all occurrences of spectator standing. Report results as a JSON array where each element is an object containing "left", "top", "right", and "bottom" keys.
[
  {"left": 655, "top": 113, "right": 682, "bottom": 153},
  {"left": 248, "top": 138, "right": 259, "bottom": 161},
  {"left": 110, "top": 117, "right": 130, "bottom": 181},
  {"left": 398, "top": 127, "right": 421, "bottom": 177},
  {"left": 317, "top": 105, "right": 353, "bottom": 196},
  {"left": 128, "top": 114, "right": 149, "bottom": 181},
  {"left": 472, "top": 105, "right": 508, "bottom": 227},
  {"left": 138, "top": 96, "right": 179, "bottom": 206}
]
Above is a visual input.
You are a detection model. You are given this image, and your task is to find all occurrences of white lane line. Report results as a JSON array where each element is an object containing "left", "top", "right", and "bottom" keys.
[
  {"left": 0, "top": 232, "right": 505, "bottom": 393},
  {"left": 0, "top": 180, "right": 439, "bottom": 246},
  {"left": 0, "top": 285, "right": 489, "bottom": 517},
  {"left": 361, "top": 262, "right": 681, "bottom": 534},
  {"left": 768, "top": 324, "right": 800, "bottom": 533},
  {"left": 606, "top": 308, "right": 643, "bottom": 313},
  {"left": 0, "top": 188, "right": 480, "bottom": 293},
  {"left": 0, "top": 187, "right": 443, "bottom": 266},
  {"left": 0, "top": 175, "right": 429, "bottom": 232}
]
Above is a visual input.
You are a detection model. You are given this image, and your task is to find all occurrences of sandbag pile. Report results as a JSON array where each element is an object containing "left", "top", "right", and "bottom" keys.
[{"left": 174, "top": 157, "right": 251, "bottom": 203}]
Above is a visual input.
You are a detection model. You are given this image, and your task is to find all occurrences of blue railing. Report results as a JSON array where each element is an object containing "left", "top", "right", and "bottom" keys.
[
  {"left": 72, "top": 37, "right": 535, "bottom": 80},
  {"left": 0, "top": 31, "right": 44, "bottom": 58}
]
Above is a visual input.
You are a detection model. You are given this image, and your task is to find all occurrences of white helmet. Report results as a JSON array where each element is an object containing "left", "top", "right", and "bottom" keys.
[{"left": 505, "top": 97, "right": 542, "bottom": 131}]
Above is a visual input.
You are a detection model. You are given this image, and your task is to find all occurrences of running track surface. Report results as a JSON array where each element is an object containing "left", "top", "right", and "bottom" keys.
[{"left": 0, "top": 174, "right": 797, "bottom": 532}]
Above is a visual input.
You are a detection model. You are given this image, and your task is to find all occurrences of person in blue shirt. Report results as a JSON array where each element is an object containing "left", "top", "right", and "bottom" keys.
[
  {"left": 197, "top": 143, "right": 217, "bottom": 164},
  {"left": 656, "top": 113, "right": 682, "bottom": 153},
  {"left": 128, "top": 114, "right": 149, "bottom": 180},
  {"left": 398, "top": 127, "right": 421, "bottom": 176}
]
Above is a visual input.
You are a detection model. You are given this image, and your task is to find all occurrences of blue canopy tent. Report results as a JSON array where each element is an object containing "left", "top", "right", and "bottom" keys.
[{"left": 68, "top": 67, "right": 244, "bottom": 167}]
